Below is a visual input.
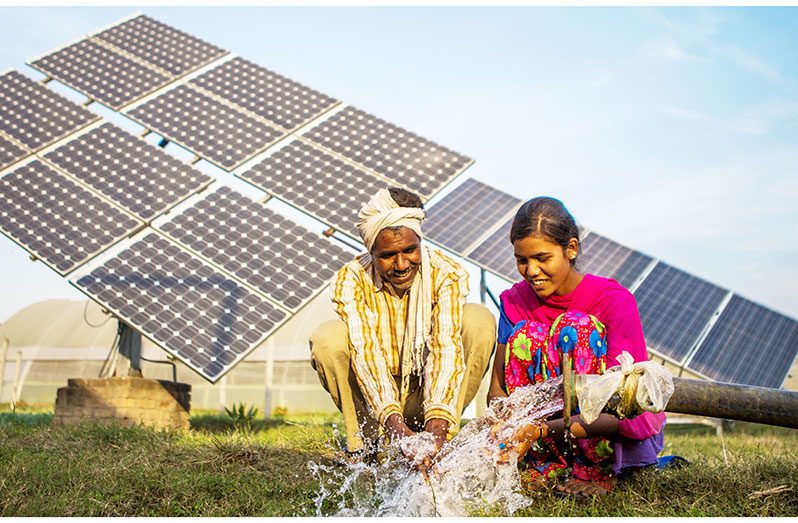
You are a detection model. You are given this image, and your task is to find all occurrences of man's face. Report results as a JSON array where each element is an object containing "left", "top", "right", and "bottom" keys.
[{"left": 372, "top": 227, "right": 421, "bottom": 293}]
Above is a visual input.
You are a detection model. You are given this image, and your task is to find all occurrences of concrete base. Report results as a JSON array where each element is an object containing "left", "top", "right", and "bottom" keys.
[{"left": 53, "top": 377, "right": 191, "bottom": 430}]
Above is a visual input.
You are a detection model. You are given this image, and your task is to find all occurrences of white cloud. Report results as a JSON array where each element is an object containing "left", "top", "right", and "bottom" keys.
[
  {"left": 662, "top": 106, "right": 707, "bottom": 121},
  {"left": 647, "top": 38, "right": 701, "bottom": 62}
]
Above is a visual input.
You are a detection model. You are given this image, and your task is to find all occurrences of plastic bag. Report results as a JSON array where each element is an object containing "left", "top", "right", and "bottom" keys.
[{"left": 574, "top": 351, "right": 674, "bottom": 424}]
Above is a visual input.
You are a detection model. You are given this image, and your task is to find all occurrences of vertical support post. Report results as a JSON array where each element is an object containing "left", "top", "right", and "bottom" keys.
[
  {"left": 118, "top": 322, "right": 142, "bottom": 377},
  {"left": 12, "top": 350, "right": 22, "bottom": 409},
  {"left": 479, "top": 268, "right": 487, "bottom": 305},
  {"left": 264, "top": 343, "right": 274, "bottom": 419},
  {"left": 0, "top": 337, "right": 8, "bottom": 404}
]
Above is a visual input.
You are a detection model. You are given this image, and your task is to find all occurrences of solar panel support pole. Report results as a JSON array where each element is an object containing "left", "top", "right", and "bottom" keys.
[
  {"left": 0, "top": 337, "right": 7, "bottom": 403},
  {"left": 158, "top": 138, "right": 170, "bottom": 148},
  {"left": 118, "top": 321, "right": 142, "bottom": 377},
  {"left": 479, "top": 269, "right": 487, "bottom": 305}
]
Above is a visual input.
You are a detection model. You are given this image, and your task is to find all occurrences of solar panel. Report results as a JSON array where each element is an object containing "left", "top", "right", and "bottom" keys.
[
  {"left": 158, "top": 186, "right": 351, "bottom": 311},
  {"left": 634, "top": 262, "right": 729, "bottom": 364},
  {"left": 0, "top": 132, "right": 30, "bottom": 171},
  {"left": 28, "top": 38, "right": 171, "bottom": 110},
  {"left": 464, "top": 218, "right": 517, "bottom": 282},
  {"left": 44, "top": 122, "right": 213, "bottom": 221},
  {"left": 302, "top": 106, "right": 472, "bottom": 199},
  {"left": 94, "top": 14, "right": 228, "bottom": 76},
  {"left": 424, "top": 178, "right": 520, "bottom": 256},
  {"left": 190, "top": 56, "right": 338, "bottom": 131},
  {"left": 238, "top": 139, "right": 388, "bottom": 240},
  {"left": 126, "top": 84, "right": 284, "bottom": 170},
  {"left": 0, "top": 160, "right": 143, "bottom": 275},
  {"left": 578, "top": 233, "right": 654, "bottom": 290},
  {"left": 0, "top": 70, "right": 99, "bottom": 151},
  {"left": 687, "top": 295, "right": 798, "bottom": 388},
  {"left": 71, "top": 232, "right": 288, "bottom": 382}
]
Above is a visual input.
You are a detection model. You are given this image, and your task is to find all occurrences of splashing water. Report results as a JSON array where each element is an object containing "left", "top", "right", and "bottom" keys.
[{"left": 309, "top": 377, "right": 565, "bottom": 516}]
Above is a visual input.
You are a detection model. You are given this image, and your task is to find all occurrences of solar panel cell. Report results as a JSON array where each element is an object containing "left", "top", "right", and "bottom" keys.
[
  {"left": 158, "top": 186, "right": 351, "bottom": 311},
  {"left": 634, "top": 262, "right": 729, "bottom": 364},
  {"left": 73, "top": 232, "right": 287, "bottom": 381},
  {"left": 190, "top": 57, "right": 338, "bottom": 130},
  {"left": 303, "top": 106, "right": 472, "bottom": 199},
  {"left": 0, "top": 70, "right": 99, "bottom": 150},
  {"left": 45, "top": 123, "right": 212, "bottom": 220},
  {"left": 688, "top": 295, "right": 798, "bottom": 388},
  {"left": 126, "top": 84, "right": 284, "bottom": 170},
  {"left": 94, "top": 14, "right": 227, "bottom": 76},
  {"left": 0, "top": 132, "right": 29, "bottom": 171},
  {"left": 464, "top": 218, "right": 517, "bottom": 281},
  {"left": 29, "top": 39, "right": 171, "bottom": 109},
  {"left": 0, "top": 160, "right": 142, "bottom": 274},
  {"left": 579, "top": 233, "right": 654, "bottom": 289},
  {"left": 239, "top": 140, "right": 387, "bottom": 240},
  {"left": 425, "top": 179, "right": 520, "bottom": 255}
]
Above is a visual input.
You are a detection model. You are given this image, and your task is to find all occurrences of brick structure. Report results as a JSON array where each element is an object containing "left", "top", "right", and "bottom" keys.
[{"left": 53, "top": 377, "right": 191, "bottom": 430}]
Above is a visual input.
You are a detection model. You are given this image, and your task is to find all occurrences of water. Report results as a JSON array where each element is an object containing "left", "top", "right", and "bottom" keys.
[{"left": 310, "top": 377, "right": 565, "bottom": 516}]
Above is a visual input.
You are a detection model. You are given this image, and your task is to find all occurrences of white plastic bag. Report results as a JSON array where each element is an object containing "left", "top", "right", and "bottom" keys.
[{"left": 574, "top": 351, "right": 674, "bottom": 424}]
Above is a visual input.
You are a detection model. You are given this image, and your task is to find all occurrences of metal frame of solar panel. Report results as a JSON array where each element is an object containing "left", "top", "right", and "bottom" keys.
[
  {"left": 578, "top": 231, "right": 655, "bottom": 290},
  {"left": 125, "top": 82, "right": 286, "bottom": 171},
  {"left": 0, "top": 69, "right": 99, "bottom": 153},
  {"left": 236, "top": 137, "right": 392, "bottom": 242},
  {"left": 28, "top": 37, "right": 173, "bottom": 110},
  {"left": 424, "top": 178, "right": 521, "bottom": 256},
  {"left": 0, "top": 158, "right": 144, "bottom": 275},
  {"left": 685, "top": 295, "right": 798, "bottom": 388},
  {"left": 156, "top": 184, "right": 352, "bottom": 312},
  {"left": 69, "top": 231, "right": 290, "bottom": 382},
  {"left": 43, "top": 121, "right": 214, "bottom": 221},
  {"left": 302, "top": 105, "right": 474, "bottom": 201},
  {"left": 633, "top": 261, "right": 731, "bottom": 366},
  {"left": 92, "top": 13, "right": 228, "bottom": 77}
]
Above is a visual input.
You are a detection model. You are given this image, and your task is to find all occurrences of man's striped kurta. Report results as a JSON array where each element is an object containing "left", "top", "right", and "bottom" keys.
[{"left": 330, "top": 248, "right": 470, "bottom": 427}]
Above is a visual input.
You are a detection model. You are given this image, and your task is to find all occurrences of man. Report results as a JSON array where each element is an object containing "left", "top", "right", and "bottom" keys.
[{"left": 309, "top": 187, "right": 496, "bottom": 462}]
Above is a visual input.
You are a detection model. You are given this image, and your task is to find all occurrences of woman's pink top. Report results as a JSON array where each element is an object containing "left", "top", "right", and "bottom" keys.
[{"left": 500, "top": 273, "right": 666, "bottom": 440}]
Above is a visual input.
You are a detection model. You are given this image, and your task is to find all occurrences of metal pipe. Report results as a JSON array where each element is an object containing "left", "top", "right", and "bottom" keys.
[{"left": 667, "top": 377, "right": 798, "bottom": 429}]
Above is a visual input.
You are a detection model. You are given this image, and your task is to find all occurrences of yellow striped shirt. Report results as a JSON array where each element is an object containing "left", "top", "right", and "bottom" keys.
[{"left": 330, "top": 247, "right": 469, "bottom": 427}]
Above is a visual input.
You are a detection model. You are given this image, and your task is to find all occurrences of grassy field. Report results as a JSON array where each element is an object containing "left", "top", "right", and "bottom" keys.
[{"left": 0, "top": 407, "right": 795, "bottom": 516}]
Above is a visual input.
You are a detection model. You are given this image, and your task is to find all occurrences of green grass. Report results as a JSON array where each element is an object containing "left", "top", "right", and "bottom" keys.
[{"left": 0, "top": 409, "right": 795, "bottom": 516}]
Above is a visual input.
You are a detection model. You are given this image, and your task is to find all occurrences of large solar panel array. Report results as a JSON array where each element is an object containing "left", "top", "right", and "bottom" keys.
[
  {"left": 465, "top": 218, "right": 517, "bottom": 281},
  {"left": 71, "top": 233, "right": 287, "bottom": 382},
  {"left": 158, "top": 185, "right": 351, "bottom": 311},
  {"left": 238, "top": 139, "right": 387, "bottom": 240},
  {"left": 29, "top": 39, "right": 171, "bottom": 110},
  {"left": 302, "top": 106, "right": 473, "bottom": 200},
  {"left": 44, "top": 122, "right": 213, "bottom": 221},
  {"left": 687, "top": 295, "right": 798, "bottom": 388},
  {"left": 633, "top": 262, "right": 730, "bottom": 365},
  {"left": 578, "top": 232, "right": 655, "bottom": 290},
  {"left": 0, "top": 70, "right": 99, "bottom": 153},
  {"left": 424, "top": 178, "right": 521, "bottom": 256},
  {"left": 0, "top": 160, "right": 143, "bottom": 275}
]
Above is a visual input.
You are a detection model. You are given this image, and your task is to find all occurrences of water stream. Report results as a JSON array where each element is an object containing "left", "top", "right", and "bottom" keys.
[{"left": 309, "top": 377, "right": 565, "bottom": 516}]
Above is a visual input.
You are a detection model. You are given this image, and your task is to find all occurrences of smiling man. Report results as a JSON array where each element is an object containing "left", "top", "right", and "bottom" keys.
[{"left": 309, "top": 187, "right": 496, "bottom": 462}]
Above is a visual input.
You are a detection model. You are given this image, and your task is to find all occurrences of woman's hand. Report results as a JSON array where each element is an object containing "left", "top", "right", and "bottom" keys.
[{"left": 493, "top": 421, "right": 548, "bottom": 464}]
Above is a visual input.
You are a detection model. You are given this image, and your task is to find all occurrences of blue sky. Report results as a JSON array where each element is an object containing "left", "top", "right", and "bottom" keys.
[{"left": 0, "top": 6, "right": 796, "bottom": 323}]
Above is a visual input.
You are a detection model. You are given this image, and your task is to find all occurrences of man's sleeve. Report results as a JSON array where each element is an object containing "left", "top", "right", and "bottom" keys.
[
  {"left": 330, "top": 265, "right": 401, "bottom": 426},
  {"left": 421, "top": 265, "right": 469, "bottom": 425}
]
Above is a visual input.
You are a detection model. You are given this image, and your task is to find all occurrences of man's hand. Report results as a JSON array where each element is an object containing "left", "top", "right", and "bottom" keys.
[
  {"left": 424, "top": 418, "right": 449, "bottom": 451},
  {"left": 385, "top": 412, "right": 415, "bottom": 441}
]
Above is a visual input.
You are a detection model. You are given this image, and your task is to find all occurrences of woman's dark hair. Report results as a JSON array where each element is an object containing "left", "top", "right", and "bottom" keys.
[
  {"left": 510, "top": 197, "right": 580, "bottom": 264},
  {"left": 388, "top": 187, "right": 424, "bottom": 209}
]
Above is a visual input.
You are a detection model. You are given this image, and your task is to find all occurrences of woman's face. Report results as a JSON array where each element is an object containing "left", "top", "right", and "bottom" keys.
[{"left": 513, "top": 234, "right": 581, "bottom": 298}]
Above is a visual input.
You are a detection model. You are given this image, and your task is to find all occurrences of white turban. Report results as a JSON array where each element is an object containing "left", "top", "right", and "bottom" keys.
[{"left": 356, "top": 188, "right": 432, "bottom": 403}]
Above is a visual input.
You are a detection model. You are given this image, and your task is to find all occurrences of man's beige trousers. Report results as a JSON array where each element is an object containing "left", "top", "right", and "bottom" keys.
[{"left": 309, "top": 303, "right": 497, "bottom": 451}]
